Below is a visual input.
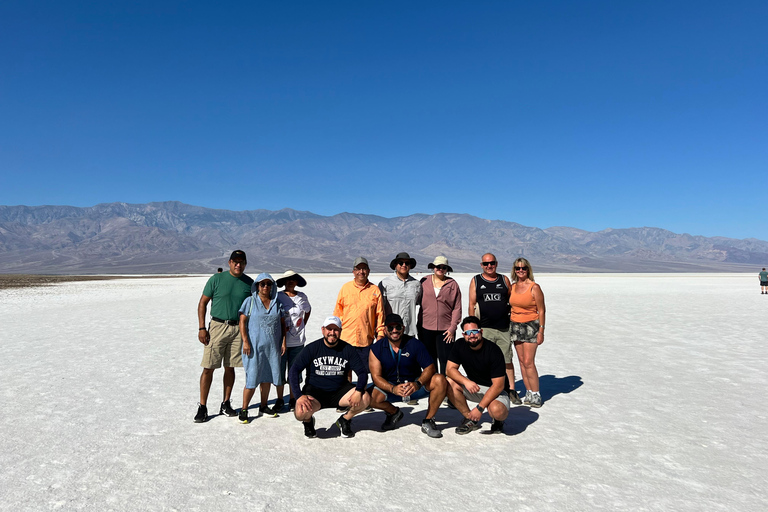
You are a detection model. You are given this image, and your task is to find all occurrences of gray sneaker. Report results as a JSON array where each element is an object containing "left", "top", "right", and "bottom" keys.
[
  {"left": 421, "top": 418, "right": 443, "bottom": 438},
  {"left": 529, "top": 392, "right": 542, "bottom": 408},
  {"left": 523, "top": 390, "right": 532, "bottom": 405},
  {"left": 509, "top": 389, "right": 522, "bottom": 405},
  {"left": 455, "top": 417, "right": 481, "bottom": 435}
]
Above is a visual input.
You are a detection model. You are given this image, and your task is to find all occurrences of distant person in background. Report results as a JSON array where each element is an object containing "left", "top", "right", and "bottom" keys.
[
  {"left": 194, "top": 250, "right": 253, "bottom": 423},
  {"left": 333, "top": 256, "right": 385, "bottom": 372},
  {"left": 418, "top": 256, "right": 462, "bottom": 375},
  {"left": 760, "top": 268, "right": 768, "bottom": 294},
  {"left": 238, "top": 273, "right": 286, "bottom": 423},
  {"left": 467, "top": 253, "right": 522, "bottom": 405},
  {"left": 217, "top": 268, "right": 223, "bottom": 273},
  {"left": 276, "top": 270, "right": 312, "bottom": 411},
  {"left": 379, "top": 252, "right": 422, "bottom": 337},
  {"left": 509, "top": 258, "right": 546, "bottom": 408}
]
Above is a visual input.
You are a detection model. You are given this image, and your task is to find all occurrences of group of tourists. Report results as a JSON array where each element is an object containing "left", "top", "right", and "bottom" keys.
[{"left": 194, "top": 249, "right": 546, "bottom": 439}]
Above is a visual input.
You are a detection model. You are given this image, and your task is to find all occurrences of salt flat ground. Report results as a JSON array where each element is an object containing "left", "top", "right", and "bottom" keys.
[{"left": 1, "top": 273, "right": 766, "bottom": 511}]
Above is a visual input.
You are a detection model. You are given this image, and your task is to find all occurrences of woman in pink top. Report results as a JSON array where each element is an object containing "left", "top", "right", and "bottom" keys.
[
  {"left": 417, "top": 256, "right": 462, "bottom": 375},
  {"left": 509, "top": 257, "right": 546, "bottom": 408}
]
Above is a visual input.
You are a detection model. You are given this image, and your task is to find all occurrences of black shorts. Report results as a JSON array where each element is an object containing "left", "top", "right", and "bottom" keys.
[{"left": 302, "top": 382, "right": 356, "bottom": 409}]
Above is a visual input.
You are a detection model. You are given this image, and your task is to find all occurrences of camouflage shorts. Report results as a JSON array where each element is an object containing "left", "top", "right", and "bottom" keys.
[{"left": 510, "top": 319, "right": 540, "bottom": 344}]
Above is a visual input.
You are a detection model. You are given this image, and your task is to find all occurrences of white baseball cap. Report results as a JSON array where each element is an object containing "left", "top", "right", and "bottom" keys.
[{"left": 322, "top": 316, "right": 342, "bottom": 329}]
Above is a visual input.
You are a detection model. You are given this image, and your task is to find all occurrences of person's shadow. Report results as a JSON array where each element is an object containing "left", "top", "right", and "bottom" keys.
[{"left": 505, "top": 374, "right": 583, "bottom": 435}]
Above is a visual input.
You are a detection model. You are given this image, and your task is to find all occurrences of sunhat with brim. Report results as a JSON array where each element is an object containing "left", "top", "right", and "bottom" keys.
[
  {"left": 389, "top": 252, "right": 417, "bottom": 270},
  {"left": 427, "top": 256, "right": 453, "bottom": 273},
  {"left": 276, "top": 270, "right": 307, "bottom": 288}
]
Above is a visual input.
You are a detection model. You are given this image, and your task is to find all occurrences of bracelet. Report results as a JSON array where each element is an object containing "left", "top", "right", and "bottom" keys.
[
  {"left": 199, "top": 327, "right": 207, "bottom": 331},
  {"left": 391, "top": 384, "right": 395, "bottom": 393},
  {"left": 414, "top": 380, "right": 423, "bottom": 390}
]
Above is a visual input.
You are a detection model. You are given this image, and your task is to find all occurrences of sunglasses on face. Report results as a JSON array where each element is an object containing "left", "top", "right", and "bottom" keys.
[
  {"left": 396, "top": 261, "right": 411, "bottom": 267},
  {"left": 435, "top": 265, "right": 449, "bottom": 271},
  {"left": 258, "top": 282, "right": 273, "bottom": 287},
  {"left": 387, "top": 324, "right": 404, "bottom": 331},
  {"left": 481, "top": 261, "right": 497, "bottom": 266},
  {"left": 463, "top": 329, "right": 481, "bottom": 336},
  {"left": 514, "top": 266, "right": 528, "bottom": 271}
]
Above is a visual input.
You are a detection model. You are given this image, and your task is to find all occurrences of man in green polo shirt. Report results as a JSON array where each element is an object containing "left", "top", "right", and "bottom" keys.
[{"left": 194, "top": 250, "right": 254, "bottom": 423}]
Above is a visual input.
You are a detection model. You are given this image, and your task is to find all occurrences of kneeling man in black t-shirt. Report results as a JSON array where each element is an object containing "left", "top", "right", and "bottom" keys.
[
  {"left": 288, "top": 316, "right": 371, "bottom": 438},
  {"left": 446, "top": 316, "right": 511, "bottom": 435}
]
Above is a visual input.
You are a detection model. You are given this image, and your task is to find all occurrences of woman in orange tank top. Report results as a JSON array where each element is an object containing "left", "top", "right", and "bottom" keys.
[{"left": 509, "top": 258, "right": 546, "bottom": 408}]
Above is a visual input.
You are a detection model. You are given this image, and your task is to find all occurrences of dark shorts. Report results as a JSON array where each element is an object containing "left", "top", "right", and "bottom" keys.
[
  {"left": 373, "top": 385, "right": 430, "bottom": 403},
  {"left": 302, "top": 382, "right": 356, "bottom": 409},
  {"left": 761, "top": 281, "right": 768, "bottom": 287}
]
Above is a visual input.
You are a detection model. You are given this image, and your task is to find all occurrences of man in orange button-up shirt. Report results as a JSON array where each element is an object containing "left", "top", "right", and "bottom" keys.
[{"left": 333, "top": 256, "right": 385, "bottom": 372}]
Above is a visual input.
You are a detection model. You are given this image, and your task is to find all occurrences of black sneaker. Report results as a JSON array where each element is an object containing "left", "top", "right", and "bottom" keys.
[
  {"left": 381, "top": 408, "right": 404, "bottom": 431},
  {"left": 259, "top": 405, "right": 279, "bottom": 418},
  {"left": 288, "top": 398, "right": 296, "bottom": 411},
  {"left": 194, "top": 403, "right": 208, "bottom": 423},
  {"left": 238, "top": 407, "right": 249, "bottom": 424},
  {"left": 336, "top": 415, "right": 355, "bottom": 438},
  {"left": 274, "top": 398, "right": 285, "bottom": 412},
  {"left": 336, "top": 406, "right": 350, "bottom": 413},
  {"left": 421, "top": 418, "right": 443, "bottom": 438},
  {"left": 220, "top": 400, "right": 237, "bottom": 417},
  {"left": 489, "top": 419, "right": 505, "bottom": 434},
  {"left": 509, "top": 389, "right": 523, "bottom": 405},
  {"left": 303, "top": 417, "right": 317, "bottom": 438},
  {"left": 455, "top": 417, "right": 480, "bottom": 435}
]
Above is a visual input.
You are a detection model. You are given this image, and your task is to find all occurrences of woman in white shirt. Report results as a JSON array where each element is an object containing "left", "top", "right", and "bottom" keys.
[{"left": 276, "top": 270, "right": 312, "bottom": 411}]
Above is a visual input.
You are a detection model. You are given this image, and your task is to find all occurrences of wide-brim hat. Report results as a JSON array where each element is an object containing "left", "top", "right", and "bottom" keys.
[
  {"left": 389, "top": 252, "right": 417, "bottom": 270},
  {"left": 427, "top": 256, "right": 453, "bottom": 273},
  {"left": 276, "top": 270, "right": 307, "bottom": 288}
]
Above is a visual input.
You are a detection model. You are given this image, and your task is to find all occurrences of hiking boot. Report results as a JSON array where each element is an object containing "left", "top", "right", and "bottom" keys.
[
  {"left": 381, "top": 408, "right": 404, "bottom": 431},
  {"left": 523, "top": 390, "right": 532, "bottom": 405},
  {"left": 421, "top": 418, "right": 443, "bottom": 438},
  {"left": 509, "top": 389, "right": 523, "bottom": 405},
  {"left": 219, "top": 400, "right": 237, "bottom": 417},
  {"left": 529, "top": 392, "right": 542, "bottom": 408},
  {"left": 288, "top": 398, "right": 296, "bottom": 411},
  {"left": 259, "top": 405, "right": 279, "bottom": 417},
  {"left": 336, "top": 415, "right": 355, "bottom": 438},
  {"left": 238, "top": 407, "right": 249, "bottom": 424},
  {"left": 274, "top": 398, "right": 285, "bottom": 412},
  {"left": 489, "top": 419, "right": 505, "bottom": 434},
  {"left": 455, "top": 417, "right": 480, "bottom": 435},
  {"left": 194, "top": 403, "right": 208, "bottom": 423},
  {"left": 303, "top": 417, "right": 317, "bottom": 438}
]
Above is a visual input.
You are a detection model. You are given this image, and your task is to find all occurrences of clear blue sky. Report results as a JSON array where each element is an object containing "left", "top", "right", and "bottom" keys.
[{"left": 1, "top": 1, "right": 766, "bottom": 239}]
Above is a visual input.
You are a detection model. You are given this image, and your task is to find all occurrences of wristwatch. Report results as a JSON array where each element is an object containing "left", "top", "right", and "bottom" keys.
[{"left": 476, "top": 405, "right": 485, "bottom": 413}]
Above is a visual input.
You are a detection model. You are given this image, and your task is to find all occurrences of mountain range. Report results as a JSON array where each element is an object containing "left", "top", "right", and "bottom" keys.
[{"left": 1, "top": 201, "right": 766, "bottom": 274}]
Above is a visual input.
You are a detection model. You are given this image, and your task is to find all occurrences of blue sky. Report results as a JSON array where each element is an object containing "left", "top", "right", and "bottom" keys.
[{"left": 1, "top": 1, "right": 766, "bottom": 240}]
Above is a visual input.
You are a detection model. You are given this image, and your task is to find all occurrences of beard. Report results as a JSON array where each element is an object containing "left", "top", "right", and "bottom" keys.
[{"left": 467, "top": 338, "right": 482, "bottom": 348}]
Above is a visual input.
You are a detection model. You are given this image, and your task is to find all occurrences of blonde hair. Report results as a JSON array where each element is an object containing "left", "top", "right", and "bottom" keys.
[{"left": 511, "top": 257, "right": 535, "bottom": 283}]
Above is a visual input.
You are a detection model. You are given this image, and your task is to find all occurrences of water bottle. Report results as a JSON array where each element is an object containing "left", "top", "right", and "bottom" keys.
[{"left": 402, "top": 380, "right": 410, "bottom": 403}]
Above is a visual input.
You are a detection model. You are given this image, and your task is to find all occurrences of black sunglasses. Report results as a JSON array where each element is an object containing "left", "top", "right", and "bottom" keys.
[
  {"left": 514, "top": 266, "right": 528, "bottom": 271},
  {"left": 481, "top": 261, "right": 497, "bottom": 266}
]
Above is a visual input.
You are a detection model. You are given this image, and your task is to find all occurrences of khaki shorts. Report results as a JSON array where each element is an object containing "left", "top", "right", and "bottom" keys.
[
  {"left": 482, "top": 326, "right": 513, "bottom": 364},
  {"left": 462, "top": 385, "right": 511, "bottom": 411},
  {"left": 201, "top": 320, "right": 243, "bottom": 369}
]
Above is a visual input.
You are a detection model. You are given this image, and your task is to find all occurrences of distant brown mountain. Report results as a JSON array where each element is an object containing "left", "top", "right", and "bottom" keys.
[{"left": 0, "top": 201, "right": 766, "bottom": 274}]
